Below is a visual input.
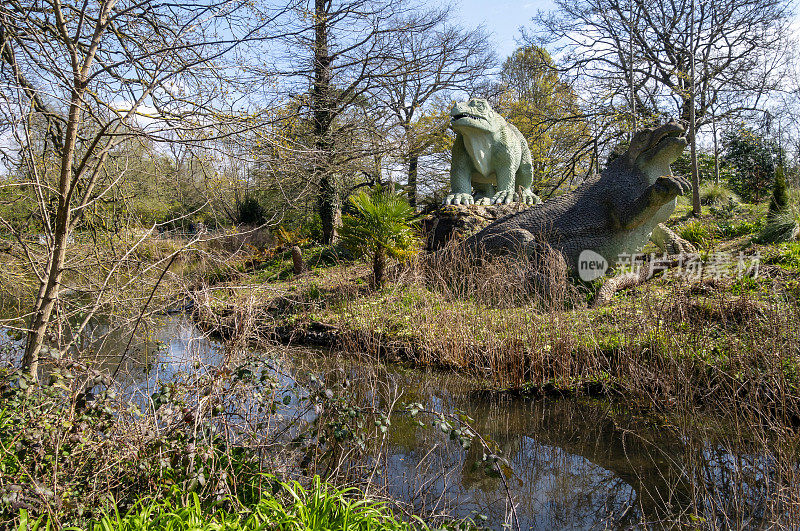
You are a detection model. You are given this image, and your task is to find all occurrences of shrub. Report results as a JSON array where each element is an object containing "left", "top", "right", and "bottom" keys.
[
  {"left": 723, "top": 127, "right": 782, "bottom": 202},
  {"left": 768, "top": 166, "right": 790, "bottom": 220},
  {"left": 237, "top": 194, "right": 267, "bottom": 225},
  {"left": 339, "top": 186, "right": 418, "bottom": 288},
  {"left": 679, "top": 220, "right": 714, "bottom": 247},
  {"left": 699, "top": 181, "right": 739, "bottom": 207},
  {"left": 756, "top": 206, "right": 800, "bottom": 244}
]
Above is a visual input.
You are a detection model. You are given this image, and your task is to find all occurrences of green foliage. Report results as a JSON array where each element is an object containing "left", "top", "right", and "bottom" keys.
[
  {"left": 15, "top": 479, "right": 431, "bottom": 530},
  {"left": 497, "top": 45, "right": 591, "bottom": 193},
  {"left": 672, "top": 152, "right": 735, "bottom": 184},
  {"left": 697, "top": 182, "right": 740, "bottom": 207},
  {"left": 0, "top": 185, "right": 39, "bottom": 234},
  {"left": 723, "top": 127, "right": 782, "bottom": 202},
  {"left": 717, "top": 219, "right": 761, "bottom": 238},
  {"left": 756, "top": 206, "right": 800, "bottom": 244},
  {"left": 339, "top": 186, "right": 419, "bottom": 287},
  {"left": 768, "top": 166, "right": 790, "bottom": 220},
  {"left": 678, "top": 221, "right": 714, "bottom": 247},
  {"left": 237, "top": 194, "right": 268, "bottom": 225},
  {"left": 0, "top": 359, "right": 273, "bottom": 525},
  {"left": 756, "top": 184, "right": 799, "bottom": 244},
  {"left": 764, "top": 241, "right": 800, "bottom": 270}
]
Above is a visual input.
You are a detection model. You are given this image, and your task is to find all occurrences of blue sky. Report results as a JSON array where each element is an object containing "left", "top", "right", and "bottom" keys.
[{"left": 449, "top": 0, "right": 557, "bottom": 59}]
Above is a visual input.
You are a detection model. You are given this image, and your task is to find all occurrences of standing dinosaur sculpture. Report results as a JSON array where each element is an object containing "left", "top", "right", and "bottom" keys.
[
  {"left": 444, "top": 98, "right": 541, "bottom": 206},
  {"left": 462, "top": 121, "right": 692, "bottom": 276}
]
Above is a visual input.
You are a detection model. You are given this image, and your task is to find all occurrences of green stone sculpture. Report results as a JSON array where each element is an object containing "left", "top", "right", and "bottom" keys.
[
  {"left": 463, "top": 120, "right": 692, "bottom": 277},
  {"left": 445, "top": 98, "right": 541, "bottom": 206}
]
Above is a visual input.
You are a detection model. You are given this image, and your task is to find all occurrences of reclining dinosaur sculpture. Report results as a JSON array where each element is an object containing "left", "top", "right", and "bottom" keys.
[{"left": 462, "top": 121, "right": 692, "bottom": 276}]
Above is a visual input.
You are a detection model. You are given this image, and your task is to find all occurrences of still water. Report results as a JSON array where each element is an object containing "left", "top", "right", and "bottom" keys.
[{"left": 0, "top": 316, "right": 786, "bottom": 529}]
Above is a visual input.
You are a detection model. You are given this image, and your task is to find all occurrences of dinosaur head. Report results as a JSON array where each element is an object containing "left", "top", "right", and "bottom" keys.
[
  {"left": 622, "top": 121, "right": 688, "bottom": 181},
  {"left": 449, "top": 98, "right": 502, "bottom": 135}
]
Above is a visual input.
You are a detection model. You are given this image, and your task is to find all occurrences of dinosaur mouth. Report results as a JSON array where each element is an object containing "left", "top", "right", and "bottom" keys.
[
  {"left": 636, "top": 122, "right": 688, "bottom": 166},
  {"left": 648, "top": 122, "right": 687, "bottom": 151},
  {"left": 451, "top": 113, "right": 485, "bottom": 122}
]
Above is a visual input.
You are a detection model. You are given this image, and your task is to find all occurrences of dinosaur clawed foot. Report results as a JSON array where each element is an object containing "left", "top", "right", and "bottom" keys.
[
  {"left": 490, "top": 190, "right": 515, "bottom": 205},
  {"left": 517, "top": 189, "right": 542, "bottom": 205},
  {"left": 444, "top": 193, "right": 474, "bottom": 205},
  {"left": 490, "top": 189, "right": 541, "bottom": 205},
  {"left": 654, "top": 175, "right": 692, "bottom": 199}
]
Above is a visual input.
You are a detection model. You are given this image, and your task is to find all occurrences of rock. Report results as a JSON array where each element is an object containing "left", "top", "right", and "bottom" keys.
[{"left": 423, "top": 203, "right": 533, "bottom": 251}]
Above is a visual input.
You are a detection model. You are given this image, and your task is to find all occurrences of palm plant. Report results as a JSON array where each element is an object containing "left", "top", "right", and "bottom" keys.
[{"left": 339, "top": 185, "right": 418, "bottom": 287}]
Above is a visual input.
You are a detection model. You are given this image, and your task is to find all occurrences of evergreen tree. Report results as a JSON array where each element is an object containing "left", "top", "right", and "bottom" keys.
[
  {"left": 768, "top": 165, "right": 790, "bottom": 220},
  {"left": 722, "top": 127, "right": 782, "bottom": 202}
]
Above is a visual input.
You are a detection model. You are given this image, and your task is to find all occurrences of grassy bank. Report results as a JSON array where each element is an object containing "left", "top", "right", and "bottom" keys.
[{"left": 194, "top": 200, "right": 800, "bottom": 420}]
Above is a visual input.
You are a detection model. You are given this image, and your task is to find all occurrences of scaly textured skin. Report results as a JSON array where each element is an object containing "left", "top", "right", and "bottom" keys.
[
  {"left": 464, "top": 121, "right": 691, "bottom": 272},
  {"left": 445, "top": 98, "right": 541, "bottom": 206}
]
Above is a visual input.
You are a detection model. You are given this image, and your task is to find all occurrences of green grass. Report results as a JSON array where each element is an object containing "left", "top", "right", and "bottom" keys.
[
  {"left": 717, "top": 219, "right": 762, "bottom": 238},
  {"left": 678, "top": 220, "right": 714, "bottom": 247},
  {"left": 15, "top": 478, "right": 435, "bottom": 531},
  {"left": 764, "top": 241, "right": 800, "bottom": 270},
  {"left": 699, "top": 182, "right": 740, "bottom": 207},
  {"left": 755, "top": 206, "right": 800, "bottom": 244}
]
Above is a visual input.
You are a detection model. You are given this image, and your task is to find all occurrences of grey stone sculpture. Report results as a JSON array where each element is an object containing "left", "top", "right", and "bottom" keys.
[
  {"left": 462, "top": 121, "right": 692, "bottom": 276},
  {"left": 445, "top": 98, "right": 541, "bottom": 206}
]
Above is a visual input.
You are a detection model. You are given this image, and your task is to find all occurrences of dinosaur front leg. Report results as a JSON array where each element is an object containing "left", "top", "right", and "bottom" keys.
[
  {"left": 490, "top": 165, "right": 517, "bottom": 205},
  {"left": 515, "top": 137, "right": 541, "bottom": 205},
  {"left": 445, "top": 136, "right": 476, "bottom": 205},
  {"left": 615, "top": 175, "right": 692, "bottom": 229}
]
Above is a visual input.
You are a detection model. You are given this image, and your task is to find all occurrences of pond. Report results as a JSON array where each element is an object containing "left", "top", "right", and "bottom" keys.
[{"left": 1, "top": 316, "right": 791, "bottom": 529}]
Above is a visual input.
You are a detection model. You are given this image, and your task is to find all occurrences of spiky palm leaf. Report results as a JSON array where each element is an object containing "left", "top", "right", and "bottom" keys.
[{"left": 339, "top": 186, "right": 418, "bottom": 286}]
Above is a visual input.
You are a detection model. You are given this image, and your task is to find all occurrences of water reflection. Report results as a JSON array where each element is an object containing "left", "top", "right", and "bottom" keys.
[{"left": 1, "top": 317, "right": 790, "bottom": 529}]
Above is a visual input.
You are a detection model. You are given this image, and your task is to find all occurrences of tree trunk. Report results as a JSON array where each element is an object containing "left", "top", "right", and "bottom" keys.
[
  {"left": 407, "top": 152, "right": 418, "bottom": 209},
  {"left": 373, "top": 247, "right": 386, "bottom": 288},
  {"left": 22, "top": 90, "right": 82, "bottom": 379},
  {"left": 712, "top": 115, "right": 720, "bottom": 185},
  {"left": 318, "top": 174, "right": 339, "bottom": 243},
  {"left": 312, "top": 0, "right": 338, "bottom": 244},
  {"left": 689, "top": 4, "right": 701, "bottom": 217},
  {"left": 291, "top": 245, "right": 305, "bottom": 274},
  {"left": 690, "top": 120, "right": 700, "bottom": 216}
]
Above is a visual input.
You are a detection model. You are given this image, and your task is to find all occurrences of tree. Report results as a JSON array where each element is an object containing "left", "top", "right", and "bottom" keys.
[
  {"left": 672, "top": 151, "right": 735, "bottom": 184},
  {"left": 338, "top": 185, "right": 417, "bottom": 287},
  {"left": 276, "top": 0, "right": 488, "bottom": 242},
  {"left": 496, "top": 45, "right": 592, "bottom": 194},
  {"left": 531, "top": 0, "right": 793, "bottom": 211},
  {"left": 723, "top": 126, "right": 782, "bottom": 201},
  {"left": 373, "top": 8, "right": 494, "bottom": 208},
  {"left": 0, "top": 0, "right": 288, "bottom": 378},
  {"left": 288, "top": 0, "right": 410, "bottom": 243},
  {"left": 768, "top": 165, "right": 790, "bottom": 219}
]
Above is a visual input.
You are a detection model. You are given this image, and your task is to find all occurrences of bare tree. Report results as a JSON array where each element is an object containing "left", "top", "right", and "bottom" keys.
[
  {"left": 278, "top": 0, "right": 479, "bottom": 242},
  {"left": 372, "top": 8, "right": 494, "bottom": 208},
  {"left": 531, "top": 0, "right": 793, "bottom": 210},
  {"left": 0, "top": 0, "right": 290, "bottom": 378}
]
